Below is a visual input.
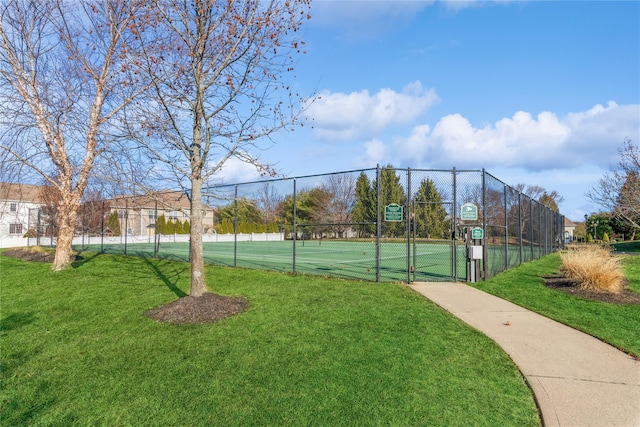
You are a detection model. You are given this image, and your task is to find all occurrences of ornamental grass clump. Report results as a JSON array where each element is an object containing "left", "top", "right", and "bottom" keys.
[{"left": 559, "top": 245, "right": 625, "bottom": 294}]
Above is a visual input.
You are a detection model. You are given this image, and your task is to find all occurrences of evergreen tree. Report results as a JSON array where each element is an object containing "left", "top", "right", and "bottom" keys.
[
  {"left": 413, "top": 178, "right": 448, "bottom": 239},
  {"left": 156, "top": 214, "right": 167, "bottom": 234},
  {"left": 611, "top": 215, "right": 636, "bottom": 241},
  {"left": 268, "top": 221, "right": 279, "bottom": 233},
  {"left": 374, "top": 166, "right": 406, "bottom": 237},
  {"left": 585, "top": 213, "right": 613, "bottom": 241},
  {"left": 166, "top": 219, "right": 177, "bottom": 235},
  {"left": 108, "top": 211, "right": 121, "bottom": 236},
  {"left": 352, "top": 172, "right": 376, "bottom": 237},
  {"left": 218, "top": 218, "right": 234, "bottom": 234}
]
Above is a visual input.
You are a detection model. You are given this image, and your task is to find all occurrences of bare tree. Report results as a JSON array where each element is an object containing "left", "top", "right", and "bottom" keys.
[
  {"left": 320, "top": 173, "right": 356, "bottom": 238},
  {"left": 0, "top": 0, "right": 145, "bottom": 270},
  {"left": 121, "top": 0, "right": 311, "bottom": 297},
  {"left": 514, "top": 183, "right": 564, "bottom": 212},
  {"left": 588, "top": 138, "right": 640, "bottom": 231},
  {"left": 255, "top": 182, "right": 282, "bottom": 230},
  {"left": 79, "top": 189, "right": 110, "bottom": 236}
]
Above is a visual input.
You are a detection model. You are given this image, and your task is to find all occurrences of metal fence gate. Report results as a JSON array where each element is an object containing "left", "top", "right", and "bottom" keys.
[{"left": 410, "top": 200, "right": 458, "bottom": 282}]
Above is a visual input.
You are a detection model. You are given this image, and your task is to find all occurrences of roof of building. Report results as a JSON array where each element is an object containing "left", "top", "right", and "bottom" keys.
[
  {"left": 564, "top": 217, "right": 579, "bottom": 227},
  {"left": 0, "top": 182, "right": 47, "bottom": 203},
  {"left": 110, "top": 191, "right": 192, "bottom": 210}
]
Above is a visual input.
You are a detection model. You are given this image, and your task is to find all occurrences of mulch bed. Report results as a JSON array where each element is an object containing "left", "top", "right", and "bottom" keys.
[
  {"left": 3, "top": 248, "right": 56, "bottom": 263},
  {"left": 543, "top": 275, "right": 640, "bottom": 305},
  {"left": 144, "top": 293, "right": 249, "bottom": 325}
]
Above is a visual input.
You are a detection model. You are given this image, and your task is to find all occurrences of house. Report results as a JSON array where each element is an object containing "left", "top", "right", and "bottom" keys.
[
  {"left": 0, "top": 182, "right": 48, "bottom": 243},
  {"left": 564, "top": 217, "right": 577, "bottom": 243},
  {"left": 109, "top": 190, "right": 216, "bottom": 236},
  {"left": 0, "top": 183, "right": 216, "bottom": 248}
]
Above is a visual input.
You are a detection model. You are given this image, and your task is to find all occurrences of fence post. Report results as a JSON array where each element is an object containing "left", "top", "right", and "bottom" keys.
[
  {"left": 293, "top": 179, "right": 297, "bottom": 274},
  {"left": 376, "top": 165, "right": 381, "bottom": 282},
  {"left": 154, "top": 199, "right": 158, "bottom": 258},
  {"left": 482, "top": 169, "right": 488, "bottom": 280},
  {"left": 234, "top": 185, "right": 238, "bottom": 267},
  {"left": 124, "top": 198, "right": 128, "bottom": 255},
  {"left": 452, "top": 167, "right": 458, "bottom": 281},
  {"left": 50, "top": 208, "right": 54, "bottom": 247},
  {"left": 37, "top": 208, "right": 41, "bottom": 247},
  {"left": 406, "top": 168, "right": 411, "bottom": 284},
  {"left": 81, "top": 210, "right": 85, "bottom": 250},
  {"left": 100, "top": 200, "right": 104, "bottom": 254},
  {"left": 529, "top": 198, "right": 534, "bottom": 261},
  {"left": 504, "top": 183, "right": 508, "bottom": 272},
  {"left": 546, "top": 208, "right": 551, "bottom": 254},
  {"left": 518, "top": 192, "right": 522, "bottom": 266},
  {"left": 538, "top": 203, "right": 542, "bottom": 258}
]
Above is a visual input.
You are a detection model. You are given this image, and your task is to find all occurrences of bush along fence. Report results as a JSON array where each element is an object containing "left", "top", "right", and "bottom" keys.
[{"left": 12, "top": 166, "right": 564, "bottom": 283}]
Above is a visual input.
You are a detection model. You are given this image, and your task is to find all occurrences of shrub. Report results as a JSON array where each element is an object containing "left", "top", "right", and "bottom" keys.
[{"left": 559, "top": 245, "right": 625, "bottom": 293}]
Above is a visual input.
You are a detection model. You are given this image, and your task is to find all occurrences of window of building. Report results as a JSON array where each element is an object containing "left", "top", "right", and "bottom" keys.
[
  {"left": 9, "top": 223, "right": 22, "bottom": 234},
  {"left": 118, "top": 209, "right": 128, "bottom": 219},
  {"left": 10, "top": 203, "right": 17, "bottom": 212},
  {"left": 148, "top": 209, "right": 157, "bottom": 219},
  {"left": 168, "top": 211, "right": 179, "bottom": 221}
]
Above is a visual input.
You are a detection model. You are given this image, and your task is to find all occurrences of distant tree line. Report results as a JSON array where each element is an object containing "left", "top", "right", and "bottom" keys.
[{"left": 30, "top": 165, "right": 577, "bottom": 243}]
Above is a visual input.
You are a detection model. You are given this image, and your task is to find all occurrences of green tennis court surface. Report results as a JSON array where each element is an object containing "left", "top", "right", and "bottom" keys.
[{"left": 77, "top": 240, "right": 473, "bottom": 282}]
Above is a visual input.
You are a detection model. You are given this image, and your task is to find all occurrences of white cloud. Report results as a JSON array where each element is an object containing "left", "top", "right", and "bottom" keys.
[
  {"left": 563, "top": 102, "right": 640, "bottom": 163},
  {"left": 306, "top": 81, "right": 440, "bottom": 140},
  {"left": 213, "top": 156, "right": 263, "bottom": 184},
  {"left": 355, "top": 138, "right": 388, "bottom": 168},
  {"left": 390, "top": 102, "right": 640, "bottom": 171}
]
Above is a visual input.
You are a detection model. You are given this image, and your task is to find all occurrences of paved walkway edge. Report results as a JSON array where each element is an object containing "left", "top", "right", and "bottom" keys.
[{"left": 410, "top": 281, "right": 640, "bottom": 427}]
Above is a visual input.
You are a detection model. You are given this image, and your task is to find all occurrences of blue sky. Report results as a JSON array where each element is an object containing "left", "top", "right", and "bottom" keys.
[{"left": 221, "top": 0, "right": 640, "bottom": 222}]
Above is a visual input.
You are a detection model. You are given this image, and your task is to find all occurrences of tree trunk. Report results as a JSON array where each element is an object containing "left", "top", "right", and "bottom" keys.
[
  {"left": 52, "top": 195, "right": 80, "bottom": 271},
  {"left": 189, "top": 179, "right": 207, "bottom": 297}
]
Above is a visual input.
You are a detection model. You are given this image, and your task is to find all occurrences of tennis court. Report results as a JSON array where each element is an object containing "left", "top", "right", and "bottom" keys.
[
  {"left": 58, "top": 167, "right": 564, "bottom": 283},
  {"left": 79, "top": 239, "right": 471, "bottom": 282}
]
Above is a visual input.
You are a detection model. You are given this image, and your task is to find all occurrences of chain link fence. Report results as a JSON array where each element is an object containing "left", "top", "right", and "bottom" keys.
[
  {"left": 199, "top": 166, "right": 563, "bottom": 282},
  {"left": 14, "top": 166, "right": 564, "bottom": 283}
]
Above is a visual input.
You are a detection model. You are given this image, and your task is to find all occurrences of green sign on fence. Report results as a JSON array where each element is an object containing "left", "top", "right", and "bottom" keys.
[
  {"left": 461, "top": 203, "right": 478, "bottom": 221},
  {"left": 384, "top": 204, "right": 403, "bottom": 222},
  {"left": 471, "top": 227, "right": 484, "bottom": 240}
]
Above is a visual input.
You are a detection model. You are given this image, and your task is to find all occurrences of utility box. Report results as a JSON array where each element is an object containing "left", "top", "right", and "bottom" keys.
[{"left": 469, "top": 245, "right": 483, "bottom": 260}]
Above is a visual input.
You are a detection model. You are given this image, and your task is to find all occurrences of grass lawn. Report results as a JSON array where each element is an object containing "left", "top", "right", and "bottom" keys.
[
  {"left": 0, "top": 252, "right": 540, "bottom": 426},
  {"left": 471, "top": 252, "right": 640, "bottom": 357}
]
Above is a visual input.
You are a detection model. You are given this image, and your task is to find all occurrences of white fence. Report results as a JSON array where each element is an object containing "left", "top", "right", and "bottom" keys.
[{"left": 0, "top": 232, "right": 285, "bottom": 249}]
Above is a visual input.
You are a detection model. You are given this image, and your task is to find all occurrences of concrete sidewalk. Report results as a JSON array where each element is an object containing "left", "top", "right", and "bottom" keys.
[{"left": 411, "top": 281, "right": 640, "bottom": 427}]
